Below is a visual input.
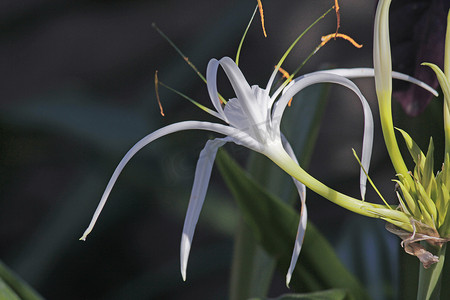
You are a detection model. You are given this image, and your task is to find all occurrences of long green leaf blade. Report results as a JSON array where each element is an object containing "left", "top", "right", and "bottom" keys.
[{"left": 249, "top": 289, "right": 350, "bottom": 300}]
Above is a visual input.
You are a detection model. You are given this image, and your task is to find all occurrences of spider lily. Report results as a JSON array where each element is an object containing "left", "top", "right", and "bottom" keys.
[
  {"left": 80, "top": 20, "right": 438, "bottom": 287},
  {"left": 80, "top": 51, "right": 387, "bottom": 285}
]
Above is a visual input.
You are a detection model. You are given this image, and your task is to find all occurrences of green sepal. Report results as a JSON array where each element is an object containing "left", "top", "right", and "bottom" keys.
[
  {"left": 415, "top": 180, "right": 438, "bottom": 226},
  {"left": 422, "top": 63, "right": 450, "bottom": 106},
  {"left": 396, "top": 128, "right": 425, "bottom": 170},
  {"left": 394, "top": 179, "right": 420, "bottom": 217},
  {"left": 439, "top": 200, "right": 450, "bottom": 237},
  {"left": 422, "top": 137, "right": 435, "bottom": 193},
  {"left": 436, "top": 183, "right": 448, "bottom": 228}
]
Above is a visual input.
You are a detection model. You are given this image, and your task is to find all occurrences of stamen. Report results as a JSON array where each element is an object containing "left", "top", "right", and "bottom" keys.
[
  {"left": 152, "top": 23, "right": 207, "bottom": 84},
  {"left": 320, "top": 33, "right": 363, "bottom": 49},
  {"left": 257, "top": 0, "right": 267, "bottom": 37},
  {"left": 276, "top": 66, "right": 294, "bottom": 106},
  {"left": 152, "top": 23, "right": 227, "bottom": 104},
  {"left": 334, "top": 0, "right": 340, "bottom": 37},
  {"left": 154, "top": 70, "right": 165, "bottom": 116},
  {"left": 278, "top": 66, "right": 291, "bottom": 80}
]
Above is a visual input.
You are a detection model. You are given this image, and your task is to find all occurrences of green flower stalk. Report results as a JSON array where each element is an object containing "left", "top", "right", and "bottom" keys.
[{"left": 374, "top": 0, "right": 450, "bottom": 263}]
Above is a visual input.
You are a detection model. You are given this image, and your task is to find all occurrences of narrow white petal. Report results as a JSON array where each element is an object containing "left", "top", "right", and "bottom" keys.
[
  {"left": 80, "top": 121, "right": 257, "bottom": 241},
  {"left": 312, "top": 68, "right": 438, "bottom": 97},
  {"left": 218, "top": 57, "right": 254, "bottom": 105},
  {"left": 273, "top": 73, "right": 373, "bottom": 200},
  {"left": 206, "top": 59, "right": 229, "bottom": 122},
  {"left": 281, "top": 136, "right": 307, "bottom": 287},
  {"left": 223, "top": 98, "right": 250, "bottom": 130},
  {"left": 180, "top": 137, "right": 229, "bottom": 281},
  {"left": 218, "top": 57, "right": 267, "bottom": 141},
  {"left": 265, "top": 66, "right": 281, "bottom": 95}
]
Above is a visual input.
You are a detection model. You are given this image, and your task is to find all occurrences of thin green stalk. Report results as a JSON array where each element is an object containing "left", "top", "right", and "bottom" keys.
[
  {"left": 265, "top": 144, "right": 413, "bottom": 231},
  {"left": 274, "top": 6, "right": 334, "bottom": 71},
  {"left": 374, "top": 0, "right": 413, "bottom": 187},
  {"left": 417, "top": 243, "right": 447, "bottom": 300},
  {"left": 378, "top": 92, "right": 413, "bottom": 188},
  {"left": 152, "top": 23, "right": 207, "bottom": 84},
  {"left": 235, "top": 5, "right": 258, "bottom": 66}
]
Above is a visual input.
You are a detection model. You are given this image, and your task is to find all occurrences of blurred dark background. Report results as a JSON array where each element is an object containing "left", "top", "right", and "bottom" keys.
[{"left": 1, "top": 0, "right": 446, "bottom": 299}]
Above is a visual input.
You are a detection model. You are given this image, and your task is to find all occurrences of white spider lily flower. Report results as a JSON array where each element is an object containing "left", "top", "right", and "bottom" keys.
[{"left": 80, "top": 56, "right": 377, "bottom": 286}]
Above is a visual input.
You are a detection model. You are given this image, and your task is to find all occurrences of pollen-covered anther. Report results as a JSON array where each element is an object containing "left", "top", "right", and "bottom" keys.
[
  {"left": 320, "top": 33, "right": 363, "bottom": 49},
  {"left": 257, "top": 0, "right": 267, "bottom": 38},
  {"left": 276, "top": 66, "right": 294, "bottom": 106},
  {"left": 154, "top": 70, "right": 165, "bottom": 117},
  {"left": 334, "top": 0, "right": 341, "bottom": 37}
]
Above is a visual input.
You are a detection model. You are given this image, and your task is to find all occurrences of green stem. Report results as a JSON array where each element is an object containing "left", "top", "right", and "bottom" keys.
[
  {"left": 265, "top": 144, "right": 412, "bottom": 230},
  {"left": 417, "top": 243, "right": 447, "bottom": 300},
  {"left": 378, "top": 91, "right": 414, "bottom": 188},
  {"left": 373, "top": 0, "right": 413, "bottom": 187}
]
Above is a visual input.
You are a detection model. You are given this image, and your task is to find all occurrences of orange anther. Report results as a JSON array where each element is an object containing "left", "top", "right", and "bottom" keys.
[
  {"left": 257, "top": 0, "right": 267, "bottom": 38},
  {"left": 320, "top": 33, "right": 363, "bottom": 49},
  {"left": 276, "top": 66, "right": 294, "bottom": 106},
  {"left": 277, "top": 66, "right": 292, "bottom": 80},
  {"left": 334, "top": 0, "right": 340, "bottom": 37},
  {"left": 154, "top": 70, "right": 165, "bottom": 116}
]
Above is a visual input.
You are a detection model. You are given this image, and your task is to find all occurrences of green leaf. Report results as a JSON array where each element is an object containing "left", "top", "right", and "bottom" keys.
[
  {"left": 0, "top": 278, "right": 21, "bottom": 300},
  {"left": 0, "top": 261, "right": 44, "bottom": 300},
  {"left": 216, "top": 150, "right": 370, "bottom": 300},
  {"left": 249, "top": 289, "right": 350, "bottom": 300}
]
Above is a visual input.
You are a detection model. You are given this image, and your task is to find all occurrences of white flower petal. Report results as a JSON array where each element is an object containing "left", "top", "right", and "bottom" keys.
[
  {"left": 265, "top": 65, "right": 281, "bottom": 98},
  {"left": 312, "top": 68, "right": 438, "bottom": 97},
  {"left": 273, "top": 73, "right": 374, "bottom": 200},
  {"left": 180, "top": 137, "right": 229, "bottom": 281},
  {"left": 206, "top": 59, "right": 229, "bottom": 122},
  {"left": 218, "top": 57, "right": 268, "bottom": 141},
  {"left": 218, "top": 57, "right": 254, "bottom": 108},
  {"left": 281, "top": 136, "right": 307, "bottom": 287},
  {"left": 223, "top": 97, "right": 251, "bottom": 131},
  {"left": 80, "top": 121, "right": 258, "bottom": 241}
]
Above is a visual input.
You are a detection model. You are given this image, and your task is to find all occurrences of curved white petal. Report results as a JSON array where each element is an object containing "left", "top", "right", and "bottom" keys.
[
  {"left": 218, "top": 57, "right": 254, "bottom": 107},
  {"left": 281, "top": 135, "right": 307, "bottom": 287},
  {"left": 180, "top": 137, "right": 229, "bottom": 281},
  {"left": 218, "top": 57, "right": 268, "bottom": 141},
  {"left": 206, "top": 59, "right": 229, "bottom": 122},
  {"left": 80, "top": 121, "right": 259, "bottom": 241},
  {"left": 265, "top": 65, "right": 281, "bottom": 98},
  {"left": 311, "top": 68, "right": 438, "bottom": 97},
  {"left": 274, "top": 73, "right": 373, "bottom": 200},
  {"left": 223, "top": 97, "right": 251, "bottom": 131}
]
